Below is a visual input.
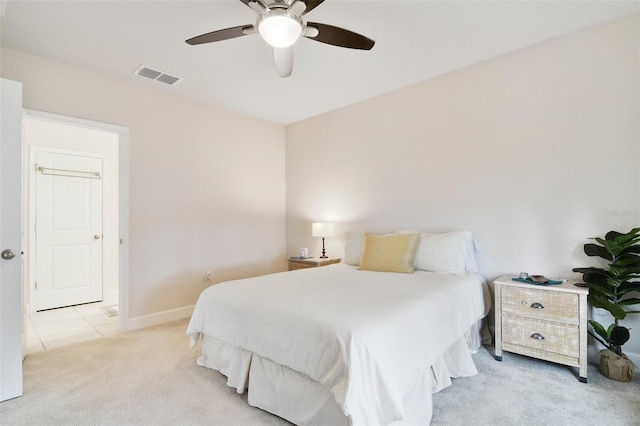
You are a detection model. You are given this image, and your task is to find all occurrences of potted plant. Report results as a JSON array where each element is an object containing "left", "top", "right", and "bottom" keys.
[{"left": 572, "top": 227, "right": 640, "bottom": 381}]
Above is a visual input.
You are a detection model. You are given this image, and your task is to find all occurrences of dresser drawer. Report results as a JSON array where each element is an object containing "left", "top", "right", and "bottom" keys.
[
  {"left": 502, "top": 314, "right": 579, "bottom": 357},
  {"left": 501, "top": 286, "right": 578, "bottom": 324}
]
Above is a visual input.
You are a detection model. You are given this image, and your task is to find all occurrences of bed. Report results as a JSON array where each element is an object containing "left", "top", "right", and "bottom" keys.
[{"left": 187, "top": 231, "right": 491, "bottom": 425}]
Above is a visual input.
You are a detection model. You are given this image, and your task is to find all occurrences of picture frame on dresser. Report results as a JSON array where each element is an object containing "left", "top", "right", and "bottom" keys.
[{"left": 493, "top": 274, "right": 589, "bottom": 383}]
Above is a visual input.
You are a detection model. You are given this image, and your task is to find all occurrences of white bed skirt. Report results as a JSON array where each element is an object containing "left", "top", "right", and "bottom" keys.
[{"left": 195, "top": 320, "right": 484, "bottom": 426}]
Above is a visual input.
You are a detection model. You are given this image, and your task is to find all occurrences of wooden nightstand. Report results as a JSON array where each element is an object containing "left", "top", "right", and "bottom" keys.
[
  {"left": 287, "top": 257, "right": 341, "bottom": 271},
  {"left": 494, "top": 274, "right": 589, "bottom": 382}
]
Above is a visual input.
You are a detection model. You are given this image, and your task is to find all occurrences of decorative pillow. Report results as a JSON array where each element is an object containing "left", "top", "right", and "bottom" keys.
[
  {"left": 414, "top": 231, "right": 477, "bottom": 275},
  {"left": 344, "top": 230, "right": 365, "bottom": 265},
  {"left": 358, "top": 233, "right": 420, "bottom": 273}
]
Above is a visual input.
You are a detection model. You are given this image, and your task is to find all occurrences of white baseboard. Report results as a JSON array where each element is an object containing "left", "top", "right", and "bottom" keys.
[{"left": 123, "top": 305, "right": 194, "bottom": 332}]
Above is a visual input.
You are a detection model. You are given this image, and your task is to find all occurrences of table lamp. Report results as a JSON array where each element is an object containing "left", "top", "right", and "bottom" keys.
[{"left": 312, "top": 222, "right": 334, "bottom": 259}]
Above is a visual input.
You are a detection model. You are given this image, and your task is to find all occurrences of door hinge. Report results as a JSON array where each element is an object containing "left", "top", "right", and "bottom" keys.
[{"left": 35, "top": 281, "right": 38, "bottom": 290}]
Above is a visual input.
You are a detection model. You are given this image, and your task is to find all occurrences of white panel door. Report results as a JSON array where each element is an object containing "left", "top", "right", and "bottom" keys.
[
  {"left": 35, "top": 151, "right": 103, "bottom": 310},
  {"left": 0, "top": 78, "right": 23, "bottom": 401}
]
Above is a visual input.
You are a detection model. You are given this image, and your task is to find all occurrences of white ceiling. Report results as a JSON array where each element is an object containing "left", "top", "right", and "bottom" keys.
[{"left": 1, "top": 1, "right": 638, "bottom": 124}]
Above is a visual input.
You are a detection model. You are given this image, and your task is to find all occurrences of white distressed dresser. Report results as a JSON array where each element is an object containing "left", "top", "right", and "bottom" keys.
[{"left": 494, "top": 274, "right": 589, "bottom": 382}]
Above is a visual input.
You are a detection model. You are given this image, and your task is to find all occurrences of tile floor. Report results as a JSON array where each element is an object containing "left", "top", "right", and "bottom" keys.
[{"left": 26, "top": 301, "right": 119, "bottom": 354}]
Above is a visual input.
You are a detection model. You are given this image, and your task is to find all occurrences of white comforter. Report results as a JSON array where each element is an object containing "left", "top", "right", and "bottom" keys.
[{"left": 187, "top": 263, "right": 490, "bottom": 425}]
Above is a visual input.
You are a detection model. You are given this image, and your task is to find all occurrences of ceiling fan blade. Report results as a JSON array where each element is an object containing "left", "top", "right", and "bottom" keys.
[
  {"left": 186, "top": 25, "right": 254, "bottom": 45},
  {"left": 304, "top": 22, "right": 374, "bottom": 50},
  {"left": 239, "top": 0, "right": 267, "bottom": 13},
  {"left": 301, "top": 1, "right": 325, "bottom": 15},
  {"left": 273, "top": 47, "right": 294, "bottom": 78}
]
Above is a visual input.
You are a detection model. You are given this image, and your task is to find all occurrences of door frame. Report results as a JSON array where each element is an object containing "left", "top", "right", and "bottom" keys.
[{"left": 22, "top": 109, "right": 130, "bottom": 331}]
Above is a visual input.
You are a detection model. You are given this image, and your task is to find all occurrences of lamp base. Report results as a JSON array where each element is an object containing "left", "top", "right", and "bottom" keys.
[{"left": 320, "top": 237, "right": 327, "bottom": 258}]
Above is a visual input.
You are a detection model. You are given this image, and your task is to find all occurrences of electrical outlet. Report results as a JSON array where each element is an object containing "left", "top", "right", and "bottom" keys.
[{"left": 205, "top": 270, "right": 213, "bottom": 281}]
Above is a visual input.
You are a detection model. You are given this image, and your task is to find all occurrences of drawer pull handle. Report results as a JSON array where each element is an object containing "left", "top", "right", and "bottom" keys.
[
  {"left": 530, "top": 302, "right": 545, "bottom": 309},
  {"left": 531, "top": 333, "right": 545, "bottom": 340}
]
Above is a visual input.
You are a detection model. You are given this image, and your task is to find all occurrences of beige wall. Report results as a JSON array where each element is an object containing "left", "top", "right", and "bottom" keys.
[
  {"left": 1, "top": 47, "right": 287, "bottom": 327},
  {"left": 286, "top": 14, "right": 640, "bottom": 360}
]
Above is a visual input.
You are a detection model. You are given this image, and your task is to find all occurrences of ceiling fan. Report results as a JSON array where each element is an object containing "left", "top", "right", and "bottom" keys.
[{"left": 186, "top": 0, "right": 375, "bottom": 78}]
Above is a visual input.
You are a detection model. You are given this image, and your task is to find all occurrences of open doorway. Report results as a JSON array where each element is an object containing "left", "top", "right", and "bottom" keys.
[{"left": 22, "top": 110, "right": 129, "bottom": 352}]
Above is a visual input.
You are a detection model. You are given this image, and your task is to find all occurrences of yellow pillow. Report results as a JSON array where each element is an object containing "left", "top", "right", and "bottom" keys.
[{"left": 358, "top": 233, "right": 420, "bottom": 273}]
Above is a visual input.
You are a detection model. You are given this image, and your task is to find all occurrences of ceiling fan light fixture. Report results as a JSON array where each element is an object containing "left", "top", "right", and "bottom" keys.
[{"left": 257, "top": 9, "right": 303, "bottom": 48}]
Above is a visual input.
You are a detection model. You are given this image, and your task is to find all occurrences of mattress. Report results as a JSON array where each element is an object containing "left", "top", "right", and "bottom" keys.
[{"left": 187, "top": 263, "right": 491, "bottom": 425}]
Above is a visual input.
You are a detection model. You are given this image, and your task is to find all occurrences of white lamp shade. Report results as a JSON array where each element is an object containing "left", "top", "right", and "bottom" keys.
[
  {"left": 312, "top": 223, "right": 335, "bottom": 238},
  {"left": 257, "top": 10, "right": 303, "bottom": 48}
]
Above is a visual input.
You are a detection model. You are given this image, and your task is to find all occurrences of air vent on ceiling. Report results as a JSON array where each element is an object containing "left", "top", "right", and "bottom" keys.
[{"left": 133, "top": 65, "right": 181, "bottom": 86}]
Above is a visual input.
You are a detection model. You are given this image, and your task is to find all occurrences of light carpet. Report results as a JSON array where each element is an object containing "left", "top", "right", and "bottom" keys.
[{"left": 1, "top": 318, "right": 638, "bottom": 425}]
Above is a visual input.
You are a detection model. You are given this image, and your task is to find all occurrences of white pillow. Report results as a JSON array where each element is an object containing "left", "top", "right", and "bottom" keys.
[
  {"left": 397, "top": 230, "right": 479, "bottom": 275},
  {"left": 344, "top": 231, "right": 365, "bottom": 265}
]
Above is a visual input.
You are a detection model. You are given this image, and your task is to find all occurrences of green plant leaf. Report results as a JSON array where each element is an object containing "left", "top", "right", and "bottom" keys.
[
  {"left": 589, "top": 292, "right": 628, "bottom": 320},
  {"left": 609, "top": 265, "right": 640, "bottom": 277},
  {"left": 613, "top": 235, "right": 640, "bottom": 247},
  {"left": 610, "top": 231, "right": 640, "bottom": 254},
  {"left": 613, "top": 254, "right": 640, "bottom": 267},
  {"left": 618, "top": 297, "right": 640, "bottom": 307},
  {"left": 588, "top": 320, "right": 611, "bottom": 343},
  {"left": 606, "top": 277, "right": 626, "bottom": 288},
  {"left": 609, "top": 304, "right": 628, "bottom": 320},
  {"left": 598, "top": 229, "right": 640, "bottom": 257},
  {"left": 594, "top": 237, "right": 614, "bottom": 255},
  {"left": 584, "top": 243, "right": 613, "bottom": 260},
  {"left": 615, "top": 241, "right": 640, "bottom": 254},
  {"left": 588, "top": 293, "right": 612, "bottom": 310},
  {"left": 572, "top": 267, "right": 610, "bottom": 276},
  {"left": 618, "top": 285, "right": 640, "bottom": 296},
  {"left": 610, "top": 326, "right": 630, "bottom": 346},
  {"left": 605, "top": 230, "right": 625, "bottom": 241},
  {"left": 620, "top": 280, "right": 640, "bottom": 289},
  {"left": 572, "top": 269, "right": 611, "bottom": 288},
  {"left": 612, "top": 227, "right": 640, "bottom": 242},
  {"left": 586, "top": 283, "right": 616, "bottom": 298},
  {"left": 588, "top": 273, "right": 614, "bottom": 287}
]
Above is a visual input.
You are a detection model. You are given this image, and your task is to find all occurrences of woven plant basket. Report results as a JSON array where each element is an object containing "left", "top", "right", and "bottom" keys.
[{"left": 599, "top": 349, "right": 636, "bottom": 382}]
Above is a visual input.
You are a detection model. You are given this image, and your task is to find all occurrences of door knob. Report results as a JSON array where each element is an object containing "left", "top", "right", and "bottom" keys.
[
  {"left": 94, "top": 234, "right": 101, "bottom": 240},
  {"left": 1, "top": 249, "right": 17, "bottom": 260}
]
